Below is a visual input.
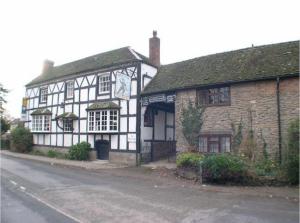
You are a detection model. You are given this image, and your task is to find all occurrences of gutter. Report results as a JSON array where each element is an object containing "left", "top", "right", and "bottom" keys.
[{"left": 276, "top": 77, "right": 282, "bottom": 164}]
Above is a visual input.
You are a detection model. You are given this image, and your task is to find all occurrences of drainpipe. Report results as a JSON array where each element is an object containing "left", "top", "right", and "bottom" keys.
[{"left": 276, "top": 77, "right": 282, "bottom": 164}]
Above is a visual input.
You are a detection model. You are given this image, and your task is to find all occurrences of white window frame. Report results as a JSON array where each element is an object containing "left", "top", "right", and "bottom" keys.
[
  {"left": 88, "top": 110, "right": 118, "bottom": 133},
  {"left": 63, "top": 119, "right": 73, "bottom": 132},
  {"left": 98, "top": 73, "right": 110, "bottom": 94},
  {"left": 66, "top": 81, "right": 74, "bottom": 99},
  {"left": 31, "top": 115, "right": 51, "bottom": 132},
  {"left": 40, "top": 87, "right": 48, "bottom": 103}
]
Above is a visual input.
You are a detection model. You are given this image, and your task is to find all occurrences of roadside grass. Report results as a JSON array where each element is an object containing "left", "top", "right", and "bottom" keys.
[{"left": 29, "top": 149, "right": 68, "bottom": 159}]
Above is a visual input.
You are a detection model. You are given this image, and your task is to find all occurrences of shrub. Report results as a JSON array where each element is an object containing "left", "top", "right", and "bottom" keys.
[
  {"left": 254, "top": 159, "right": 278, "bottom": 176},
  {"left": 47, "top": 150, "right": 58, "bottom": 158},
  {"left": 285, "top": 119, "right": 299, "bottom": 184},
  {"left": 202, "top": 154, "right": 247, "bottom": 184},
  {"left": 176, "top": 152, "right": 204, "bottom": 169},
  {"left": 11, "top": 127, "right": 33, "bottom": 153},
  {"left": 68, "top": 142, "right": 91, "bottom": 160}
]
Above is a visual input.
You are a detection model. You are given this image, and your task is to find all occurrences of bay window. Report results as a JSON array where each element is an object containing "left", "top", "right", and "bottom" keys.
[
  {"left": 32, "top": 115, "right": 51, "bottom": 132},
  {"left": 199, "top": 135, "right": 231, "bottom": 153},
  {"left": 88, "top": 110, "right": 118, "bottom": 132}
]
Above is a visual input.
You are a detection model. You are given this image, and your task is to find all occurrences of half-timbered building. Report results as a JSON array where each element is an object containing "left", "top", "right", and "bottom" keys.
[{"left": 24, "top": 32, "right": 160, "bottom": 165}]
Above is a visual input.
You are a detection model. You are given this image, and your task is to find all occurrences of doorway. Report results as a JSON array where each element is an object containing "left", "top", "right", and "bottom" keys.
[{"left": 95, "top": 140, "right": 110, "bottom": 160}]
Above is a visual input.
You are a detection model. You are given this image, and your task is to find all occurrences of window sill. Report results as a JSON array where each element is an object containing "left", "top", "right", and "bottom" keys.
[
  {"left": 31, "top": 131, "right": 51, "bottom": 133},
  {"left": 97, "top": 92, "right": 110, "bottom": 96},
  {"left": 88, "top": 131, "right": 118, "bottom": 133}
]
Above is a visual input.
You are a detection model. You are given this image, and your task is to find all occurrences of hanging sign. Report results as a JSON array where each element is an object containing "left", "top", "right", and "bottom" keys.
[
  {"left": 115, "top": 73, "right": 131, "bottom": 100},
  {"left": 21, "top": 97, "right": 28, "bottom": 121}
]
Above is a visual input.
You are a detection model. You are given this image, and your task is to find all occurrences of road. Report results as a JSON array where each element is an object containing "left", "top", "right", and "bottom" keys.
[{"left": 1, "top": 155, "right": 299, "bottom": 223}]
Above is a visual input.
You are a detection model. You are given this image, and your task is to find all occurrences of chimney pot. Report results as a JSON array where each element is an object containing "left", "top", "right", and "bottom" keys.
[
  {"left": 149, "top": 30, "right": 160, "bottom": 67},
  {"left": 42, "top": 59, "right": 54, "bottom": 74},
  {"left": 153, "top": 30, "right": 157, "bottom": 37}
]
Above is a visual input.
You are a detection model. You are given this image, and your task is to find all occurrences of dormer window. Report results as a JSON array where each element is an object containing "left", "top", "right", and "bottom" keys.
[
  {"left": 40, "top": 87, "right": 48, "bottom": 103},
  {"left": 98, "top": 73, "right": 110, "bottom": 94},
  {"left": 65, "top": 81, "right": 74, "bottom": 99}
]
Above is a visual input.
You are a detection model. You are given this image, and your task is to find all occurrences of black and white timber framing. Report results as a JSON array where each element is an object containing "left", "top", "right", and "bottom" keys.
[{"left": 24, "top": 56, "right": 158, "bottom": 158}]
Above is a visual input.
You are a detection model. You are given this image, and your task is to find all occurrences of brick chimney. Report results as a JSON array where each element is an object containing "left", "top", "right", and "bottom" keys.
[
  {"left": 42, "top": 59, "right": 54, "bottom": 74},
  {"left": 149, "top": 30, "right": 160, "bottom": 67}
]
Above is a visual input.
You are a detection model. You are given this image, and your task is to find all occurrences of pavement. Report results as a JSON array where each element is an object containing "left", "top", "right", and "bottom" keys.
[
  {"left": 1, "top": 153, "right": 299, "bottom": 223},
  {"left": 0, "top": 150, "right": 127, "bottom": 170}
]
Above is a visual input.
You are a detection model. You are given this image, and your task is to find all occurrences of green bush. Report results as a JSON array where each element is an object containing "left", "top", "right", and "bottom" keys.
[
  {"left": 176, "top": 152, "right": 204, "bottom": 169},
  {"left": 68, "top": 142, "right": 91, "bottom": 160},
  {"left": 285, "top": 119, "right": 299, "bottom": 184},
  {"left": 254, "top": 159, "right": 278, "bottom": 177},
  {"left": 11, "top": 127, "right": 33, "bottom": 153},
  {"left": 202, "top": 154, "right": 247, "bottom": 184}
]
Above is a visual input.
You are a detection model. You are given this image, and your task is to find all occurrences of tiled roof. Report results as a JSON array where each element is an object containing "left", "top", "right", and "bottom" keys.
[
  {"left": 55, "top": 112, "right": 78, "bottom": 120},
  {"left": 86, "top": 102, "right": 120, "bottom": 110},
  {"left": 27, "top": 47, "right": 152, "bottom": 86},
  {"left": 31, "top": 108, "right": 52, "bottom": 115},
  {"left": 142, "top": 40, "right": 299, "bottom": 95}
]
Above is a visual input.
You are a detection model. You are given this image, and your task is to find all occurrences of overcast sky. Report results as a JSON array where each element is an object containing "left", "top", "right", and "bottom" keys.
[{"left": 0, "top": 0, "right": 299, "bottom": 118}]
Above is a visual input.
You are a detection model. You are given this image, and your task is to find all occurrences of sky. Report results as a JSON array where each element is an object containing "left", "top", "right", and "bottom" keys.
[{"left": 0, "top": 0, "right": 299, "bottom": 118}]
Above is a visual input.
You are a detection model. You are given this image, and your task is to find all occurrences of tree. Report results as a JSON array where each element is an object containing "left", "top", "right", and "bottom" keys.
[
  {"left": 1, "top": 118, "right": 10, "bottom": 134},
  {"left": 181, "top": 101, "right": 205, "bottom": 148},
  {"left": 0, "top": 83, "right": 9, "bottom": 104}
]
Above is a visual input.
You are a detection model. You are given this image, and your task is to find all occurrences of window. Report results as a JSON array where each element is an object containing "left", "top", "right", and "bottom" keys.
[
  {"left": 199, "top": 135, "right": 231, "bottom": 153},
  {"left": 98, "top": 74, "right": 110, "bottom": 94},
  {"left": 32, "top": 115, "right": 51, "bottom": 132},
  {"left": 66, "top": 81, "right": 74, "bottom": 99},
  {"left": 40, "top": 87, "right": 48, "bottom": 103},
  {"left": 63, "top": 120, "right": 73, "bottom": 132},
  {"left": 144, "top": 107, "right": 153, "bottom": 127},
  {"left": 197, "top": 87, "right": 230, "bottom": 106},
  {"left": 88, "top": 110, "right": 118, "bottom": 132}
]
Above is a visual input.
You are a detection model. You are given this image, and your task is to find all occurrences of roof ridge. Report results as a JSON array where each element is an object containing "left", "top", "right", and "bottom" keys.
[
  {"left": 53, "top": 46, "right": 130, "bottom": 68},
  {"left": 162, "top": 40, "right": 299, "bottom": 67}
]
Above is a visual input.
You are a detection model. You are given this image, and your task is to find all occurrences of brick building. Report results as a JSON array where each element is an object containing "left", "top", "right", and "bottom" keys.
[{"left": 141, "top": 40, "right": 299, "bottom": 162}]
